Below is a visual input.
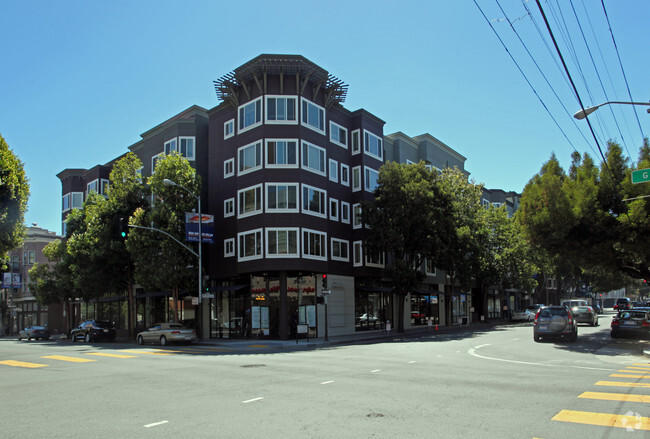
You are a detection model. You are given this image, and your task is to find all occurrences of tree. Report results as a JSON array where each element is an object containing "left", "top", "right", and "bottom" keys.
[
  {"left": 0, "top": 134, "right": 29, "bottom": 257},
  {"left": 363, "top": 162, "right": 454, "bottom": 332}
]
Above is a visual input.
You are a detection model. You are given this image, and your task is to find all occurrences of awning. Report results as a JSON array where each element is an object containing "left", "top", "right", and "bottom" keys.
[{"left": 357, "top": 286, "right": 393, "bottom": 293}]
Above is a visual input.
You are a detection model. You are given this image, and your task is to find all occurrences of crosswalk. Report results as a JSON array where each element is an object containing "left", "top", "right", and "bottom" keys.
[{"left": 552, "top": 362, "right": 650, "bottom": 432}]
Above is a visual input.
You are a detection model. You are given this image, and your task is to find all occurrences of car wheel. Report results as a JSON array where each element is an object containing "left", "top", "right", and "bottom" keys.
[
  {"left": 611, "top": 331, "right": 617, "bottom": 338},
  {"left": 534, "top": 334, "right": 540, "bottom": 342},
  {"left": 138, "top": 335, "right": 144, "bottom": 345},
  {"left": 160, "top": 335, "right": 167, "bottom": 346},
  {"left": 85, "top": 333, "right": 92, "bottom": 343},
  {"left": 570, "top": 332, "right": 578, "bottom": 342},
  {"left": 70, "top": 333, "right": 75, "bottom": 342}
]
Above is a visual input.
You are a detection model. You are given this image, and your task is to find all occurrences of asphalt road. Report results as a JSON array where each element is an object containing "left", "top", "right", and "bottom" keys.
[{"left": 2, "top": 313, "right": 649, "bottom": 438}]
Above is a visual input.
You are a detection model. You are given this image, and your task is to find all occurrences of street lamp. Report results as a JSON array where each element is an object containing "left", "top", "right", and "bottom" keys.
[
  {"left": 162, "top": 178, "right": 203, "bottom": 339},
  {"left": 573, "top": 101, "right": 650, "bottom": 120}
]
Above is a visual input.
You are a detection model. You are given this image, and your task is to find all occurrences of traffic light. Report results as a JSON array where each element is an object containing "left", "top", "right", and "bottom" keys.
[
  {"left": 118, "top": 216, "right": 129, "bottom": 240},
  {"left": 322, "top": 274, "right": 328, "bottom": 290}
]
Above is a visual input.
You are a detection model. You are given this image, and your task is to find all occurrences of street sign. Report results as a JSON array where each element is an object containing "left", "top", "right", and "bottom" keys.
[{"left": 632, "top": 168, "right": 650, "bottom": 184}]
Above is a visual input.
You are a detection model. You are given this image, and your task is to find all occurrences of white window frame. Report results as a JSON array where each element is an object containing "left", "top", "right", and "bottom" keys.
[
  {"left": 353, "top": 241, "right": 363, "bottom": 267},
  {"left": 63, "top": 192, "right": 83, "bottom": 212},
  {"left": 238, "top": 228, "right": 263, "bottom": 261},
  {"left": 425, "top": 258, "right": 436, "bottom": 276},
  {"left": 237, "top": 184, "right": 263, "bottom": 218},
  {"left": 353, "top": 203, "right": 362, "bottom": 229},
  {"left": 365, "top": 251, "right": 385, "bottom": 268},
  {"left": 224, "top": 238, "right": 235, "bottom": 258},
  {"left": 351, "top": 129, "right": 361, "bottom": 155},
  {"left": 301, "top": 141, "right": 326, "bottom": 176},
  {"left": 265, "top": 139, "right": 298, "bottom": 168},
  {"left": 100, "top": 179, "right": 110, "bottom": 196},
  {"left": 238, "top": 141, "right": 262, "bottom": 176},
  {"left": 86, "top": 179, "right": 99, "bottom": 195},
  {"left": 224, "top": 158, "right": 235, "bottom": 178},
  {"left": 331, "top": 238, "right": 350, "bottom": 262},
  {"left": 71, "top": 192, "right": 83, "bottom": 209},
  {"left": 238, "top": 97, "right": 263, "bottom": 134},
  {"left": 364, "top": 166, "right": 379, "bottom": 192},
  {"left": 224, "top": 198, "right": 235, "bottom": 218},
  {"left": 224, "top": 119, "right": 235, "bottom": 139},
  {"left": 329, "top": 121, "right": 348, "bottom": 148},
  {"left": 301, "top": 184, "right": 327, "bottom": 218},
  {"left": 364, "top": 130, "right": 383, "bottom": 161},
  {"left": 300, "top": 97, "right": 325, "bottom": 134},
  {"left": 340, "top": 163, "right": 350, "bottom": 187},
  {"left": 164, "top": 138, "right": 177, "bottom": 155},
  {"left": 302, "top": 228, "right": 327, "bottom": 261},
  {"left": 328, "top": 159, "right": 338, "bottom": 182},
  {"left": 329, "top": 198, "right": 339, "bottom": 221},
  {"left": 265, "top": 183, "right": 299, "bottom": 213},
  {"left": 152, "top": 152, "right": 164, "bottom": 173},
  {"left": 341, "top": 201, "right": 350, "bottom": 224},
  {"left": 352, "top": 166, "right": 361, "bottom": 192},
  {"left": 266, "top": 227, "right": 300, "bottom": 258},
  {"left": 265, "top": 95, "right": 298, "bottom": 124},
  {"left": 178, "top": 136, "right": 195, "bottom": 160}
]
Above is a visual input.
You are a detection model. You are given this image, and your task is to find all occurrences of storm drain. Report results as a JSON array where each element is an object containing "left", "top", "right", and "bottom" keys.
[
  {"left": 366, "top": 413, "right": 384, "bottom": 418},
  {"left": 240, "top": 364, "right": 266, "bottom": 368}
]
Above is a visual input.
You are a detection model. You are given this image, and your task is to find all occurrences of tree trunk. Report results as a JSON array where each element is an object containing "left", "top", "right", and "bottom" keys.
[{"left": 397, "top": 292, "right": 405, "bottom": 333}]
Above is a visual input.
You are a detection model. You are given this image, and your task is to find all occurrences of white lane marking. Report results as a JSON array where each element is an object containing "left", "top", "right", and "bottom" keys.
[
  {"left": 321, "top": 380, "right": 334, "bottom": 384},
  {"left": 468, "top": 344, "right": 615, "bottom": 371},
  {"left": 242, "top": 397, "right": 264, "bottom": 404},
  {"left": 144, "top": 420, "right": 169, "bottom": 428},
  {"left": 370, "top": 369, "right": 381, "bottom": 373},
  {"left": 408, "top": 361, "right": 416, "bottom": 364}
]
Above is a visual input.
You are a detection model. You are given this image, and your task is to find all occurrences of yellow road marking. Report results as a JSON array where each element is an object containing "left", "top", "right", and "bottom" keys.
[
  {"left": 632, "top": 363, "right": 650, "bottom": 367},
  {"left": 42, "top": 355, "right": 96, "bottom": 363},
  {"left": 120, "top": 350, "right": 173, "bottom": 356},
  {"left": 84, "top": 353, "right": 138, "bottom": 359},
  {"left": 0, "top": 360, "right": 49, "bottom": 368},
  {"left": 611, "top": 374, "right": 650, "bottom": 379},
  {"left": 624, "top": 366, "right": 650, "bottom": 371},
  {"left": 619, "top": 368, "right": 650, "bottom": 374},
  {"left": 579, "top": 392, "right": 650, "bottom": 403},
  {"left": 552, "top": 410, "right": 650, "bottom": 430},
  {"left": 596, "top": 381, "right": 650, "bottom": 388}
]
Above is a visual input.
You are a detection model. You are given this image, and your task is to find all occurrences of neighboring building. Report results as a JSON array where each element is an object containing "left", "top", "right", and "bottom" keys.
[
  {"left": 481, "top": 188, "right": 521, "bottom": 218},
  {"left": 1, "top": 226, "right": 62, "bottom": 335}
]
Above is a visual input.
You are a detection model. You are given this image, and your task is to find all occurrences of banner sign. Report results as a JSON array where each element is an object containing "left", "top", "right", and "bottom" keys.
[
  {"left": 2, "top": 273, "right": 11, "bottom": 288},
  {"left": 3, "top": 273, "right": 21, "bottom": 288},
  {"left": 185, "top": 212, "right": 214, "bottom": 244}
]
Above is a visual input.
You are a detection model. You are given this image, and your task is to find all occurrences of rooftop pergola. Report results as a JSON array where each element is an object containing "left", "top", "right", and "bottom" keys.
[{"left": 214, "top": 54, "right": 348, "bottom": 109}]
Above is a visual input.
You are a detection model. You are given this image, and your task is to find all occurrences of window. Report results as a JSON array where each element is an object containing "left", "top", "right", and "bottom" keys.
[
  {"left": 266, "top": 228, "right": 299, "bottom": 258},
  {"left": 331, "top": 238, "right": 349, "bottom": 262},
  {"left": 63, "top": 192, "right": 83, "bottom": 212},
  {"left": 238, "top": 141, "right": 262, "bottom": 175},
  {"left": 101, "top": 179, "right": 110, "bottom": 196},
  {"left": 24, "top": 250, "right": 35, "bottom": 265},
  {"left": 353, "top": 203, "right": 362, "bottom": 229},
  {"left": 364, "top": 130, "right": 383, "bottom": 160},
  {"left": 224, "top": 158, "right": 235, "bottom": 178},
  {"left": 224, "top": 198, "right": 235, "bottom": 218},
  {"left": 179, "top": 137, "right": 195, "bottom": 160},
  {"left": 329, "top": 121, "right": 348, "bottom": 147},
  {"left": 352, "top": 166, "right": 361, "bottom": 192},
  {"left": 301, "top": 98, "right": 325, "bottom": 134},
  {"left": 87, "top": 179, "right": 98, "bottom": 195},
  {"left": 164, "top": 138, "right": 177, "bottom": 155},
  {"left": 425, "top": 259, "right": 436, "bottom": 276},
  {"left": 301, "top": 141, "right": 326, "bottom": 175},
  {"left": 351, "top": 130, "right": 360, "bottom": 155},
  {"left": 364, "top": 167, "right": 379, "bottom": 192},
  {"left": 366, "top": 251, "right": 385, "bottom": 268},
  {"left": 224, "top": 119, "right": 235, "bottom": 139},
  {"left": 353, "top": 241, "right": 363, "bottom": 266},
  {"left": 238, "top": 97, "right": 262, "bottom": 133},
  {"left": 340, "top": 164, "right": 350, "bottom": 186},
  {"left": 329, "top": 159, "right": 338, "bottom": 182},
  {"left": 266, "top": 95, "right": 297, "bottom": 124},
  {"left": 329, "top": 198, "right": 339, "bottom": 221},
  {"left": 302, "top": 185, "right": 327, "bottom": 218},
  {"left": 266, "top": 183, "right": 298, "bottom": 212},
  {"left": 303, "top": 229, "right": 327, "bottom": 260},
  {"left": 341, "top": 201, "right": 350, "bottom": 224},
  {"left": 266, "top": 139, "right": 298, "bottom": 167},
  {"left": 224, "top": 238, "right": 235, "bottom": 257},
  {"left": 238, "top": 185, "right": 263, "bottom": 218},
  {"left": 238, "top": 229, "right": 263, "bottom": 261},
  {"left": 152, "top": 152, "right": 163, "bottom": 173}
]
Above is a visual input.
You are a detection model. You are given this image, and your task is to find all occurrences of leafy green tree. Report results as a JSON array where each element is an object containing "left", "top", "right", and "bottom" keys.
[
  {"left": 363, "top": 162, "right": 454, "bottom": 332},
  {"left": 127, "top": 152, "right": 200, "bottom": 323},
  {"left": 0, "top": 134, "right": 29, "bottom": 257}
]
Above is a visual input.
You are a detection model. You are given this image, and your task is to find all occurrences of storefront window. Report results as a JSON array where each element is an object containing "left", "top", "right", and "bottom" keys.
[
  {"left": 355, "top": 289, "right": 392, "bottom": 331},
  {"left": 410, "top": 293, "right": 440, "bottom": 326}
]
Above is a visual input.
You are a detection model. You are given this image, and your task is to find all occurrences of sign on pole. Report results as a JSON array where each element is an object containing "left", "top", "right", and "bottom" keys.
[
  {"left": 632, "top": 168, "right": 650, "bottom": 184},
  {"left": 185, "top": 213, "right": 214, "bottom": 243}
]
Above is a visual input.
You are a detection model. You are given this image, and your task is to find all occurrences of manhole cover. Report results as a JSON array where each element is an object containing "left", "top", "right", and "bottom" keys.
[
  {"left": 240, "top": 364, "right": 266, "bottom": 368},
  {"left": 366, "top": 413, "right": 384, "bottom": 418}
]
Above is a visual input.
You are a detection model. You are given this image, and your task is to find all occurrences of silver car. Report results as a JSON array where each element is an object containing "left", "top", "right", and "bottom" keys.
[
  {"left": 137, "top": 323, "right": 197, "bottom": 346},
  {"left": 570, "top": 305, "right": 598, "bottom": 326}
]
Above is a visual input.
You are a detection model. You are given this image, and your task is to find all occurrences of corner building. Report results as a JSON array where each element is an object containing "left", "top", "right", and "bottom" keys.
[{"left": 207, "top": 55, "right": 388, "bottom": 340}]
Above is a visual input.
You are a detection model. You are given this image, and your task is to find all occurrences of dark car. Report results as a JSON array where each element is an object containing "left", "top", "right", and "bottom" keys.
[
  {"left": 611, "top": 310, "right": 650, "bottom": 339},
  {"left": 70, "top": 320, "right": 116, "bottom": 343},
  {"left": 533, "top": 306, "right": 578, "bottom": 342},
  {"left": 614, "top": 298, "right": 631, "bottom": 310},
  {"left": 570, "top": 305, "right": 598, "bottom": 326},
  {"left": 18, "top": 326, "right": 51, "bottom": 341}
]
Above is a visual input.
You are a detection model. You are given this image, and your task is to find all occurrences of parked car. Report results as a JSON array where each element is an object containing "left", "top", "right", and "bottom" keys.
[
  {"left": 137, "top": 323, "right": 197, "bottom": 346},
  {"left": 611, "top": 309, "right": 650, "bottom": 339},
  {"left": 561, "top": 299, "right": 588, "bottom": 309},
  {"left": 570, "top": 305, "right": 598, "bottom": 326},
  {"left": 18, "top": 326, "right": 51, "bottom": 341},
  {"left": 511, "top": 309, "right": 534, "bottom": 322},
  {"left": 533, "top": 306, "right": 578, "bottom": 342},
  {"left": 70, "top": 320, "right": 116, "bottom": 343},
  {"left": 614, "top": 298, "right": 631, "bottom": 310}
]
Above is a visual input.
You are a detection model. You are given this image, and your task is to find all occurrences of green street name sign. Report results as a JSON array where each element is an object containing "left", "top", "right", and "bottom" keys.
[{"left": 632, "top": 168, "right": 650, "bottom": 184}]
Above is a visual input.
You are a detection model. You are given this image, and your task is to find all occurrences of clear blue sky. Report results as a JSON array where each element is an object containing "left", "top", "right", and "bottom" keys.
[{"left": 1, "top": 0, "right": 648, "bottom": 235}]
